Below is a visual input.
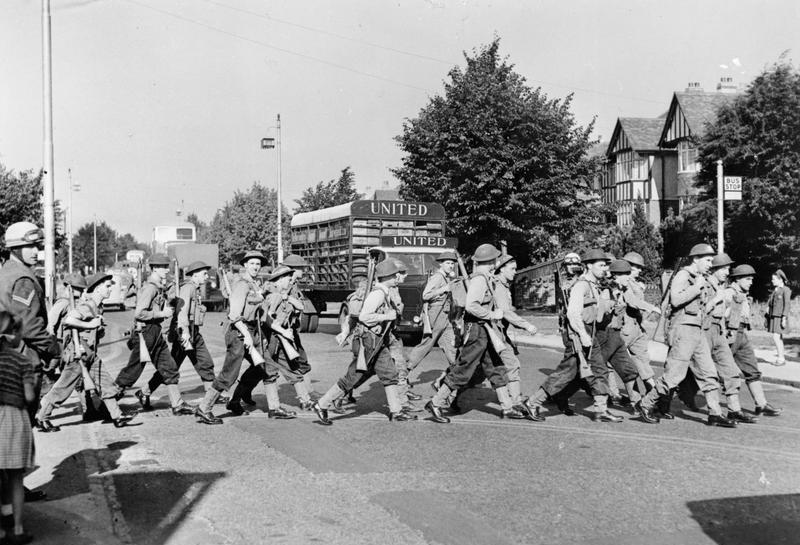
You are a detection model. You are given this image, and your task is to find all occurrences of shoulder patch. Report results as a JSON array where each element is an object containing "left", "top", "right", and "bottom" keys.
[{"left": 11, "top": 281, "right": 36, "bottom": 307}]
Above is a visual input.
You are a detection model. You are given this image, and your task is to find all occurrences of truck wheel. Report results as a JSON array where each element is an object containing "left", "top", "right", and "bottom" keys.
[
  {"left": 308, "top": 314, "right": 319, "bottom": 333},
  {"left": 299, "top": 313, "right": 310, "bottom": 333}
]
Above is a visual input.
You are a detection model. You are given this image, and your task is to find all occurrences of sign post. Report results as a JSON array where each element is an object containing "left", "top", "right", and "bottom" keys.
[{"left": 716, "top": 160, "right": 724, "bottom": 254}]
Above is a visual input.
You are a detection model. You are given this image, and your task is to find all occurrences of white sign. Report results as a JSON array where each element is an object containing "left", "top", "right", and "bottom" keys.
[{"left": 724, "top": 176, "right": 742, "bottom": 201}]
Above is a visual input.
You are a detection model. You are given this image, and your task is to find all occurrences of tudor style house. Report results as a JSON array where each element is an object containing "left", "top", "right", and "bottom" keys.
[{"left": 602, "top": 78, "right": 741, "bottom": 226}]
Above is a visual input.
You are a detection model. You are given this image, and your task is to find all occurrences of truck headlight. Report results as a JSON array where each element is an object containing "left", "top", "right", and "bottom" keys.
[
  {"left": 412, "top": 315, "right": 420, "bottom": 324},
  {"left": 210, "top": 281, "right": 217, "bottom": 289}
]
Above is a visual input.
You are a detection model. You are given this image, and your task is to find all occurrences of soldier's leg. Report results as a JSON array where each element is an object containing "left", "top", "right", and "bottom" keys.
[
  {"left": 482, "top": 345, "right": 517, "bottom": 414},
  {"left": 707, "top": 325, "right": 745, "bottom": 413},
  {"left": 198, "top": 328, "right": 247, "bottom": 414},
  {"left": 687, "top": 332, "right": 725, "bottom": 417},
  {"left": 261, "top": 337, "right": 293, "bottom": 416},
  {"left": 583, "top": 336, "right": 613, "bottom": 414},
  {"left": 528, "top": 342, "right": 581, "bottom": 410},
  {"left": 606, "top": 331, "right": 642, "bottom": 404},
  {"left": 625, "top": 332, "right": 656, "bottom": 383},
  {"left": 36, "top": 358, "right": 83, "bottom": 422},
  {"left": 732, "top": 331, "right": 778, "bottom": 413},
  {"left": 151, "top": 334, "right": 190, "bottom": 412},
  {"left": 142, "top": 339, "right": 186, "bottom": 400},
  {"left": 640, "top": 324, "right": 696, "bottom": 411},
  {"left": 113, "top": 332, "right": 148, "bottom": 394},
  {"left": 318, "top": 338, "right": 374, "bottom": 409},
  {"left": 369, "top": 334, "right": 406, "bottom": 418},
  {"left": 498, "top": 347, "right": 523, "bottom": 404},
  {"left": 187, "top": 333, "right": 217, "bottom": 392},
  {"left": 92, "top": 358, "right": 129, "bottom": 421},
  {"left": 430, "top": 323, "right": 485, "bottom": 408}
]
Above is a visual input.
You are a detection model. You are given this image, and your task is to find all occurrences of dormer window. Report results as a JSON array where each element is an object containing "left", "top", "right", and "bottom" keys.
[{"left": 678, "top": 141, "right": 699, "bottom": 173}]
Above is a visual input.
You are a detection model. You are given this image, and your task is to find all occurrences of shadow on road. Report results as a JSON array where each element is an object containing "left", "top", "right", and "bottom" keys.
[{"left": 687, "top": 493, "right": 800, "bottom": 545}]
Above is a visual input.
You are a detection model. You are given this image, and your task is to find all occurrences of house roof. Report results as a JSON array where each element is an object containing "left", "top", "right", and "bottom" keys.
[
  {"left": 606, "top": 117, "right": 664, "bottom": 156},
  {"left": 659, "top": 91, "right": 740, "bottom": 147}
]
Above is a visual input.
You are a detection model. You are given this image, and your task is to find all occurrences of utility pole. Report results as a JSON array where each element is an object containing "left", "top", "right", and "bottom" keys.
[
  {"left": 716, "top": 159, "right": 724, "bottom": 253},
  {"left": 276, "top": 113, "right": 283, "bottom": 263},
  {"left": 93, "top": 215, "right": 97, "bottom": 273},
  {"left": 42, "top": 0, "right": 56, "bottom": 302},
  {"left": 68, "top": 169, "right": 73, "bottom": 273}
]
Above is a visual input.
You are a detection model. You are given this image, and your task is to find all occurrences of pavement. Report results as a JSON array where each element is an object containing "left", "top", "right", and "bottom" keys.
[{"left": 19, "top": 310, "right": 800, "bottom": 545}]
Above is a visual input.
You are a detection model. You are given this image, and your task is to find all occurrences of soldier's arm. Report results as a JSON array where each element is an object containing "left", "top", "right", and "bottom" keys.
[
  {"left": 422, "top": 273, "right": 447, "bottom": 301},
  {"left": 669, "top": 270, "right": 702, "bottom": 307},
  {"left": 495, "top": 283, "right": 533, "bottom": 331},
  {"left": 465, "top": 275, "right": 496, "bottom": 320},
  {"left": 566, "top": 281, "right": 591, "bottom": 340},
  {"left": 64, "top": 304, "right": 101, "bottom": 330},
  {"left": 9, "top": 277, "right": 59, "bottom": 359},
  {"left": 133, "top": 284, "right": 159, "bottom": 321},
  {"left": 46, "top": 299, "right": 69, "bottom": 335},
  {"left": 359, "top": 290, "right": 392, "bottom": 327},
  {"left": 623, "top": 287, "right": 658, "bottom": 313},
  {"left": 176, "top": 283, "right": 193, "bottom": 331}
]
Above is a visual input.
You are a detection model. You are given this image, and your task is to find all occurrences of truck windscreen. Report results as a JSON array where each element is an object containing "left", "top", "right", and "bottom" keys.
[{"left": 385, "top": 252, "right": 440, "bottom": 276}]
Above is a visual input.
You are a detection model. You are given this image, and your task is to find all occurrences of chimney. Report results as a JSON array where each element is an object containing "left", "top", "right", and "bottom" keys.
[
  {"left": 717, "top": 76, "right": 738, "bottom": 93},
  {"left": 685, "top": 82, "right": 703, "bottom": 92}
]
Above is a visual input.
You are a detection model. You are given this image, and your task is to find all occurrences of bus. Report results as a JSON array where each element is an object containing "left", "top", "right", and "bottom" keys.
[
  {"left": 151, "top": 223, "right": 196, "bottom": 255},
  {"left": 290, "top": 199, "right": 456, "bottom": 335}
]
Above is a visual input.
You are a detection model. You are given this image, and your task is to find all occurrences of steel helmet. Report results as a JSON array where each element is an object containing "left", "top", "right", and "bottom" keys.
[
  {"left": 148, "top": 254, "right": 170, "bottom": 267},
  {"left": 472, "top": 244, "right": 502, "bottom": 264},
  {"left": 376, "top": 259, "right": 402, "bottom": 279},
  {"left": 582, "top": 249, "right": 610, "bottom": 264},
  {"left": 710, "top": 253, "right": 733, "bottom": 269},
  {"left": 622, "top": 252, "right": 645, "bottom": 268},
  {"left": 86, "top": 273, "right": 114, "bottom": 293},
  {"left": 563, "top": 252, "right": 581, "bottom": 265},
  {"left": 282, "top": 254, "right": 308, "bottom": 268},
  {"left": 688, "top": 243, "right": 715, "bottom": 257},
  {"left": 185, "top": 261, "right": 211, "bottom": 276},
  {"left": 269, "top": 265, "right": 294, "bottom": 281},
  {"left": 239, "top": 250, "right": 268, "bottom": 267},
  {"left": 609, "top": 259, "right": 632, "bottom": 274},
  {"left": 495, "top": 254, "right": 516, "bottom": 272},
  {"left": 729, "top": 264, "right": 756, "bottom": 278},
  {"left": 4, "top": 222, "right": 44, "bottom": 248}
]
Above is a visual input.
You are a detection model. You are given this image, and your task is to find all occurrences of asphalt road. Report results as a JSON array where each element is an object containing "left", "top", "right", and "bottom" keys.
[{"left": 32, "top": 309, "right": 800, "bottom": 545}]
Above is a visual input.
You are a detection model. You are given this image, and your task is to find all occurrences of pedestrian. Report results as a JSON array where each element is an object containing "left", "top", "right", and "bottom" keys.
[
  {"left": 195, "top": 251, "right": 273, "bottom": 422},
  {"left": 402, "top": 251, "right": 459, "bottom": 403},
  {"left": 766, "top": 269, "right": 791, "bottom": 366},
  {"left": 0, "top": 222, "right": 60, "bottom": 421},
  {"left": 113, "top": 254, "right": 194, "bottom": 416},
  {"left": 313, "top": 259, "right": 417, "bottom": 424},
  {"left": 137, "top": 261, "right": 218, "bottom": 410},
  {"left": 635, "top": 244, "right": 737, "bottom": 427},
  {"left": 725, "top": 265, "right": 782, "bottom": 416},
  {"left": 492, "top": 253, "right": 544, "bottom": 420},
  {"left": 36, "top": 274, "right": 135, "bottom": 428},
  {"left": 425, "top": 244, "right": 523, "bottom": 424},
  {"left": 0, "top": 311, "right": 35, "bottom": 545},
  {"left": 620, "top": 252, "right": 659, "bottom": 392},
  {"left": 526, "top": 250, "right": 620, "bottom": 421}
]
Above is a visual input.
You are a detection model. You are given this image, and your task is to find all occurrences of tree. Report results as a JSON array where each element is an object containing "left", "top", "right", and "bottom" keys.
[
  {"left": 0, "top": 163, "right": 65, "bottom": 253},
  {"left": 186, "top": 212, "right": 211, "bottom": 243},
  {"left": 294, "top": 167, "right": 363, "bottom": 213},
  {"left": 69, "top": 221, "right": 147, "bottom": 273},
  {"left": 206, "top": 182, "right": 291, "bottom": 265},
  {"left": 690, "top": 58, "right": 800, "bottom": 294},
  {"left": 616, "top": 202, "right": 663, "bottom": 280},
  {"left": 393, "top": 39, "right": 600, "bottom": 265}
]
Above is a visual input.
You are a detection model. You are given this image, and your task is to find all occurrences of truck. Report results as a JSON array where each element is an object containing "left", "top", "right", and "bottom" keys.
[{"left": 290, "top": 199, "right": 456, "bottom": 336}]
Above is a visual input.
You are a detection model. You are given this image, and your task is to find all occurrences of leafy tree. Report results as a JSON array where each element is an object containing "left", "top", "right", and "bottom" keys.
[
  {"left": 294, "top": 167, "right": 363, "bottom": 213},
  {"left": 393, "top": 39, "right": 599, "bottom": 265},
  {"left": 615, "top": 202, "right": 664, "bottom": 280},
  {"left": 0, "top": 163, "right": 65, "bottom": 253},
  {"left": 207, "top": 182, "right": 291, "bottom": 265},
  {"left": 186, "top": 212, "right": 211, "bottom": 243},
  {"left": 69, "top": 221, "right": 147, "bottom": 273},
  {"left": 690, "top": 59, "right": 800, "bottom": 294}
]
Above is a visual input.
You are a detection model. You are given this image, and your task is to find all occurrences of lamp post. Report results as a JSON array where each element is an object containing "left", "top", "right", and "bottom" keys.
[
  {"left": 42, "top": 0, "right": 56, "bottom": 302},
  {"left": 67, "top": 169, "right": 81, "bottom": 274},
  {"left": 261, "top": 113, "right": 283, "bottom": 262},
  {"left": 93, "top": 214, "right": 97, "bottom": 273}
]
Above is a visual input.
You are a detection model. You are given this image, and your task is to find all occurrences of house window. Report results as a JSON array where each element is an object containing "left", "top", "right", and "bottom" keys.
[{"left": 678, "top": 141, "right": 699, "bottom": 173}]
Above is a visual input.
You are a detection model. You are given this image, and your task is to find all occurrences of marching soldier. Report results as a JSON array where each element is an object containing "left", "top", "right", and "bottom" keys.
[
  {"left": 425, "top": 244, "right": 523, "bottom": 424},
  {"left": 402, "top": 251, "right": 458, "bottom": 403},
  {"left": 619, "top": 252, "right": 659, "bottom": 391},
  {"left": 113, "top": 254, "right": 194, "bottom": 416},
  {"left": 36, "top": 273, "right": 135, "bottom": 428},
  {"left": 137, "top": 261, "right": 217, "bottom": 409},
  {"left": 636, "top": 244, "right": 736, "bottom": 427},
  {"left": 0, "top": 222, "right": 60, "bottom": 418},
  {"left": 725, "top": 264, "right": 782, "bottom": 416},
  {"left": 313, "top": 259, "right": 417, "bottom": 424},
  {"left": 526, "top": 250, "right": 619, "bottom": 422},
  {"left": 195, "top": 251, "right": 270, "bottom": 423},
  {"left": 282, "top": 254, "right": 316, "bottom": 396}
]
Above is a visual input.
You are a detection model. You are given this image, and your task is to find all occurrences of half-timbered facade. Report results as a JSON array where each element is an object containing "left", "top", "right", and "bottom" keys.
[{"left": 603, "top": 117, "right": 678, "bottom": 226}]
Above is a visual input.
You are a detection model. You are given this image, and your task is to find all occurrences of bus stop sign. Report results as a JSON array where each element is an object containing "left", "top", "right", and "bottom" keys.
[{"left": 724, "top": 176, "right": 742, "bottom": 201}]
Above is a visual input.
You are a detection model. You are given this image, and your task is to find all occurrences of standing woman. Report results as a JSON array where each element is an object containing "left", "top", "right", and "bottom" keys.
[{"left": 767, "top": 269, "right": 791, "bottom": 366}]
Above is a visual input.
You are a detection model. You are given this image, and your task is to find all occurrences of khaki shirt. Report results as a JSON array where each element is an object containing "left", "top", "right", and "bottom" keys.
[
  {"left": 228, "top": 274, "right": 263, "bottom": 324},
  {"left": 669, "top": 267, "right": 706, "bottom": 327},
  {"left": 465, "top": 271, "right": 496, "bottom": 321},
  {"left": 359, "top": 283, "right": 394, "bottom": 333},
  {"left": 494, "top": 276, "right": 530, "bottom": 330}
]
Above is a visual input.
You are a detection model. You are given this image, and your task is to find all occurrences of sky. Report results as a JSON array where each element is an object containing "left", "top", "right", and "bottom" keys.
[{"left": 1, "top": 0, "right": 799, "bottom": 243}]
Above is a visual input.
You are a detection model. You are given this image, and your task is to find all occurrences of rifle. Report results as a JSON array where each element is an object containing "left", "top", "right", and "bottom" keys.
[
  {"left": 451, "top": 253, "right": 471, "bottom": 347},
  {"left": 651, "top": 257, "right": 687, "bottom": 342},
  {"left": 456, "top": 253, "right": 507, "bottom": 353},
  {"left": 220, "top": 266, "right": 266, "bottom": 365},
  {"left": 354, "top": 255, "right": 379, "bottom": 370},
  {"left": 67, "top": 286, "right": 102, "bottom": 410},
  {"left": 271, "top": 297, "right": 302, "bottom": 362},
  {"left": 554, "top": 267, "right": 593, "bottom": 379}
]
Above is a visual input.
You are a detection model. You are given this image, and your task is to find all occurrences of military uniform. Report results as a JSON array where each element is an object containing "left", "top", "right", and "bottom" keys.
[
  {"left": 403, "top": 262, "right": 458, "bottom": 397},
  {"left": 144, "top": 277, "right": 216, "bottom": 396},
  {"left": 619, "top": 278, "right": 657, "bottom": 381},
  {"left": 596, "top": 279, "right": 641, "bottom": 403},
  {"left": 314, "top": 260, "right": 415, "bottom": 424}
]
